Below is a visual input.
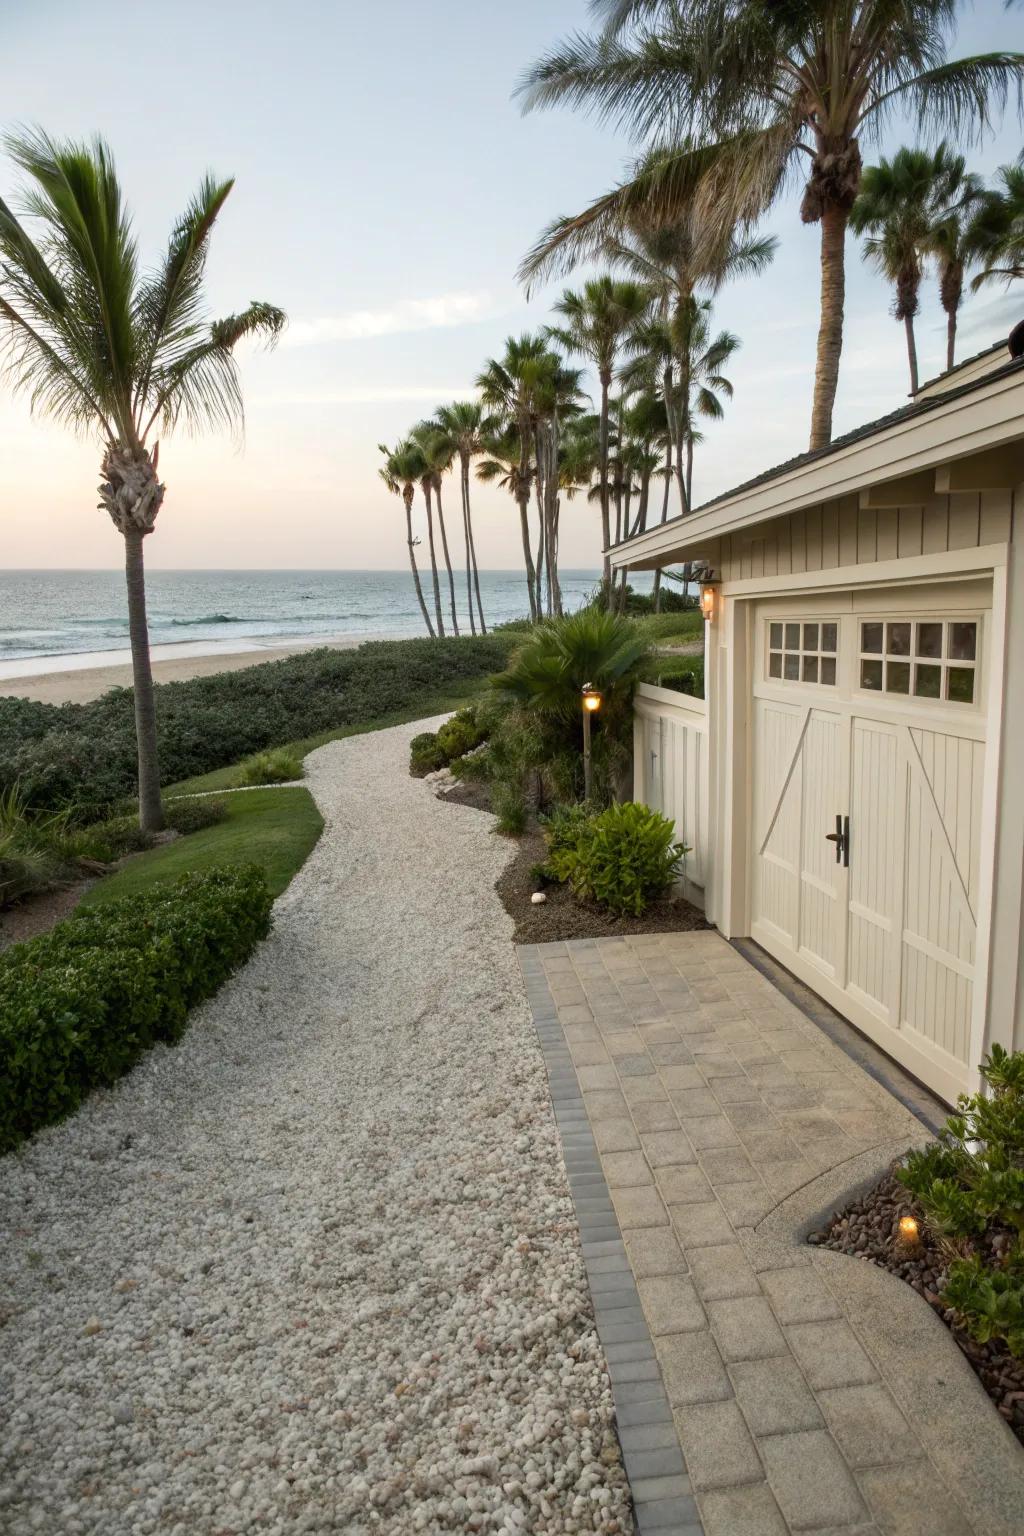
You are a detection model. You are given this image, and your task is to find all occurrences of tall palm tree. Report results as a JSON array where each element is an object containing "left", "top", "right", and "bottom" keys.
[
  {"left": 851, "top": 145, "right": 963, "bottom": 391},
  {"left": 0, "top": 130, "right": 284, "bottom": 832},
  {"left": 533, "top": 354, "right": 586, "bottom": 617},
  {"left": 966, "top": 158, "right": 1024, "bottom": 291},
  {"left": 546, "top": 277, "right": 651, "bottom": 589},
  {"left": 519, "top": 1, "right": 1024, "bottom": 450},
  {"left": 430, "top": 400, "right": 488, "bottom": 633},
  {"left": 409, "top": 422, "right": 459, "bottom": 635},
  {"left": 925, "top": 157, "right": 985, "bottom": 370},
  {"left": 378, "top": 439, "right": 435, "bottom": 638},
  {"left": 477, "top": 334, "right": 552, "bottom": 620}
]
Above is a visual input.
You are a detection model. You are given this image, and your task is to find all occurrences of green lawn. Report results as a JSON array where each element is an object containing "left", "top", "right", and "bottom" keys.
[
  {"left": 82, "top": 787, "right": 324, "bottom": 905},
  {"left": 164, "top": 675, "right": 492, "bottom": 798}
]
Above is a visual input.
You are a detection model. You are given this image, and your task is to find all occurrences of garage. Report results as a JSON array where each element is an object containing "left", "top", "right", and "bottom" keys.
[
  {"left": 614, "top": 334, "right": 1024, "bottom": 1104},
  {"left": 751, "top": 584, "right": 988, "bottom": 1104}
]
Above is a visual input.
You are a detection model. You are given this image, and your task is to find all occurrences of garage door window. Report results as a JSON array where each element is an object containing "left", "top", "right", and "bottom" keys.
[
  {"left": 859, "top": 619, "right": 978, "bottom": 703},
  {"left": 767, "top": 620, "right": 838, "bottom": 684}
]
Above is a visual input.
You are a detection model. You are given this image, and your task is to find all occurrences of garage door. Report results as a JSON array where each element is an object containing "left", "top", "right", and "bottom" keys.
[{"left": 750, "top": 597, "right": 986, "bottom": 1103}]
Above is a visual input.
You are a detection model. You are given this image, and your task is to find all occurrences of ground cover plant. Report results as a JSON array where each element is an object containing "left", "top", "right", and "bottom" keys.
[
  {"left": 239, "top": 748, "right": 304, "bottom": 786},
  {"left": 543, "top": 801, "right": 687, "bottom": 916},
  {"left": 814, "top": 1045, "right": 1024, "bottom": 1442},
  {"left": 0, "top": 864, "right": 272, "bottom": 1152},
  {"left": 0, "top": 635, "right": 514, "bottom": 821},
  {"left": 81, "top": 788, "right": 322, "bottom": 905}
]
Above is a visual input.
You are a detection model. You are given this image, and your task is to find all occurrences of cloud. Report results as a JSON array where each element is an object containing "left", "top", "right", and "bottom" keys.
[
  {"left": 255, "top": 385, "right": 476, "bottom": 406},
  {"left": 282, "top": 291, "right": 494, "bottom": 347}
]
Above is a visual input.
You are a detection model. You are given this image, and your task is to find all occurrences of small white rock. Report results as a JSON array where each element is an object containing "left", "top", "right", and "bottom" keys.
[{"left": 531, "top": 892, "right": 547, "bottom": 905}]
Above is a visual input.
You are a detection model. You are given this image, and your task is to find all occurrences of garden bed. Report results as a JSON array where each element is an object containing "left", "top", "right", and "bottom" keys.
[{"left": 810, "top": 1168, "right": 1024, "bottom": 1445}]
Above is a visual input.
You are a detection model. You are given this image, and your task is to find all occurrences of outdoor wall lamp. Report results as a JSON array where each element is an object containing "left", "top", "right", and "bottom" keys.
[
  {"left": 698, "top": 578, "right": 718, "bottom": 622},
  {"left": 581, "top": 684, "right": 602, "bottom": 801}
]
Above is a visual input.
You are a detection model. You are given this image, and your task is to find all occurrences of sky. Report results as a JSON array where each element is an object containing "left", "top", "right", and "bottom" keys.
[{"left": 1, "top": 0, "right": 1022, "bottom": 572}]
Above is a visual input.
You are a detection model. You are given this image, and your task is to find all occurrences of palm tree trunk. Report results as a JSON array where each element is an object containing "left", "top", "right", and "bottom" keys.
[
  {"left": 686, "top": 438, "right": 694, "bottom": 510},
  {"left": 518, "top": 494, "right": 538, "bottom": 621},
  {"left": 435, "top": 482, "right": 459, "bottom": 634},
  {"left": 904, "top": 314, "right": 920, "bottom": 395},
  {"left": 599, "top": 373, "right": 612, "bottom": 596},
  {"left": 458, "top": 454, "right": 476, "bottom": 635},
  {"left": 405, "top": 493, "right": 435, "bottom": 638},
  {"left": 653, "top": 569, "right": 663, "bottom": 613},
  {"left": 810, "top": 201, "right": 848, "bottom": 451},
  {"left": 533, "top": 434, "right": 546, "bottom": 616},
  {"left": 464, "top": 460, "right": 487, "bottom": 633},
  {"left": 123, "top": 529, "right": 164, "bottom": 833},
  {"left": 946, "top": 308, "right": 957, "bottom": 374},
  {"left": 422, "top": 482, "right": 445, "bottom": 636}
]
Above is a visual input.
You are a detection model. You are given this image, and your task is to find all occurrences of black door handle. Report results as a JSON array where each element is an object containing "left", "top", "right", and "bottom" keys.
[{"left": 825, "top": 814, "right": 850, "bottom": 867}]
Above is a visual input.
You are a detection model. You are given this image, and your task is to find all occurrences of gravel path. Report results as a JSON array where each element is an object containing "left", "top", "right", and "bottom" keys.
[{"left": 0, "top": 720, "right": 631, "bottom": 1536}]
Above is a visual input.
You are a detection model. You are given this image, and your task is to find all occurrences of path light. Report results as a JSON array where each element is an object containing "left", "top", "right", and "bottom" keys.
[
  {"left": 581, "top": 684, "right": 602, "bottom": 802},
  {"left": 895, "top": 1214, "right": 923, "bottom": 1258}
]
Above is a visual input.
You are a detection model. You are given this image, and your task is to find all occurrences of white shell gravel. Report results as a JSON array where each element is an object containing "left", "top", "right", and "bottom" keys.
[{"left": 0, "top": 718, "right": 632, "bottom": 1536}]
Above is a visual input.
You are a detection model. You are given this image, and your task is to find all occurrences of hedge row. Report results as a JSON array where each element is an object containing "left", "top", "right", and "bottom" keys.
[
  {"left": 0, "top": 634, "right": 515, "bottom": 820},
  {"left": 0, "top": 864, "right": 273, "bottom": 1152}
]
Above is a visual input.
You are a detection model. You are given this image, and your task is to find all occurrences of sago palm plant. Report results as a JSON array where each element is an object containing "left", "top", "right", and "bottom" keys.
[
  {"left": 0, "top": 131, "right": 285, "bottom": 831},
  {"left": 519, "top": 1, "right": 1024, "bottom": 449}
]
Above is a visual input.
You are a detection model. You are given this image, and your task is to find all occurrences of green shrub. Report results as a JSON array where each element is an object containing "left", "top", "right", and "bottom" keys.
[
  {"left": 70, "top": 813, "right": 152, "bottom": 864},
  {"left": 492, "top": 782, "right": 528, "bottom": 836},
  {"left": 546, "top": 801, "right": 687, "bottom": 916},
  {"left": 409, "top": 707, "right": 487, "bottom": 777},
  {"left": 163, "top": 797, "right": 229, "bottom": 835},
  {"left": 409, "top": 731, "right": 446, "bottom": 776},
  {"left": 239, "top": 748, "right": 303, "bottom": 786},
  {"left": 897, "top": 1045, "right": 1024, "bottom": 1357},
  {"left": 0, "top": 635, "right": 514, "bottom": 822},
  {"left": 0, "top": 785, "right": 75, "bottom": 907},
  {"left": 0, "top": 864, "right": 272, "bottom": 1152},
  {"left": 649, "top": 655, "right": 705, "bottom": 698}
]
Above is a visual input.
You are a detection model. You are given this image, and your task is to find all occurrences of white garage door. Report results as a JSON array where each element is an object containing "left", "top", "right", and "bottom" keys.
[{"left": 750, "top": 594, "right": 987, "bottom": 1103}]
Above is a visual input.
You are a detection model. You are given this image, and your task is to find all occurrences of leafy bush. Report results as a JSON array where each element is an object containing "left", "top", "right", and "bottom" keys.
[
  {"left": 545, "top": 801, "right": 687, "bottom": 916},
  {"left": 0, "top": 635, "right": 514, "bottom": 822},
  {"left": 897, "top": 1045, "right": 1024, "bottom": 1356},
  {"left": 409, "top": 707, "right": 487, "bottom": 777},
  {"left": 491, "top": 781, "right": 528, "bottom": 836},
  {"left": 164, "top": 797, "right": 229, "bottom": 835},
  {"left": 0, "top": 864, "right": 272, "bottom": 1152},
  {"left": 0, "top": 785, "right": 76, "bottom": 907},
  {"left": 240, "top": 748, "right": 303, "bottom": 786},
  {"left": 650, "top": 655, "right": 705, "bottom": 698}
]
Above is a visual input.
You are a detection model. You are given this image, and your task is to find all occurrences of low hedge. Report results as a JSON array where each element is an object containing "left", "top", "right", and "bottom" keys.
[{"left": 0, "top": 864, "right": 272, "bottom": 1152}]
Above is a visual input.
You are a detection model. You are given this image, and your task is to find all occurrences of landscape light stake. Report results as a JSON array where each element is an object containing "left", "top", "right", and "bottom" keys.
[
  {"left": 894, "top": 1214, "right": 924, "bottom": 1259},
  {"left": 581, "top": 684, "right": 602, "bottom": 801}
]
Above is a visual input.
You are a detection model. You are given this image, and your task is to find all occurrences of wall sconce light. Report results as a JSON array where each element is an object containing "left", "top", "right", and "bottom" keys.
[{"left": 699, "top": 580, "right": 717, "bottom": 622}]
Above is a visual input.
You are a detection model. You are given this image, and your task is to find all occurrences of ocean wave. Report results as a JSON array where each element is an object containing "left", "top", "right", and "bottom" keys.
[{"left": 169, "top": 614, "right": 243, "bottom": 626}]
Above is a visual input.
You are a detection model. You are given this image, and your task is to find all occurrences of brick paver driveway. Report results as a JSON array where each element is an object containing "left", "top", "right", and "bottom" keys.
[{"left": 519, "top": 931, "right": 987, "bottom": 1536}]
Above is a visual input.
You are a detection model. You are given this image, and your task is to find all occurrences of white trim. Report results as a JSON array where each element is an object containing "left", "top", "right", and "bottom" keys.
[
  {"left": 717, "top": 545, "right": 1006, "bottom": 600},
  {"left": 635, "top": 681, "right": 707, "bottom": 718}
]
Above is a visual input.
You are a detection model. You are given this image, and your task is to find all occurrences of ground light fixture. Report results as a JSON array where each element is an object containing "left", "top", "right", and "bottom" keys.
[
  {"left": 895, "top": 1214, "right": 923, "bottom": 1258},
  {"left": 581, "top": 684, "right": 603, "bottom": 801}
]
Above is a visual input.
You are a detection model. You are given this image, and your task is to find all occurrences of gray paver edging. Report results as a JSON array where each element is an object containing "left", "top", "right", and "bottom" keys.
[
  {"left": 518, "top": 943, "right": 704, "bottom": 1536},
  {"left": 757, "top": 1151, "right": 1024, "bottom": 1536}
]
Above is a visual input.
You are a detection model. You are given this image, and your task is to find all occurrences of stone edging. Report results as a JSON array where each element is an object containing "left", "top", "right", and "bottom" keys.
[
  {"left": 519, "top": 945, "right": 704, "bottom": 1536},
  {"left": 756, "top": 1147, "right": 1024, "bottom": 1536}
]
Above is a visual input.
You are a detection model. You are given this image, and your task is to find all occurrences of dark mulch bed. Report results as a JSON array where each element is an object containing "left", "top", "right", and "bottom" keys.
[
  {"left": 811, "top": 1169, "right": 1024, "bottom": 1445},
  {"left": 0, "top": 877, "right": 95, "bottom": 954}
]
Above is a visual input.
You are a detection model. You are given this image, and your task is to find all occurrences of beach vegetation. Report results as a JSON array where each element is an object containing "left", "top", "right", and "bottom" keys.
[
  {"left": 0, "top": 132, "right": 285, "bottom": 835},
  {"left": 0, "top": 635, "right": 514, "bottom": 821},
  {"left": 966, "top": 157, "right": 1024, "bottom": 291},
  {"left": 239, "top": 748, "right": 303, "bottom": 786},
  {"left": 0, "top": 865, "right": 272, "bottom": 1152},
  {"left": 517, "top": 1, "right": 1024, "bottom": 450}
]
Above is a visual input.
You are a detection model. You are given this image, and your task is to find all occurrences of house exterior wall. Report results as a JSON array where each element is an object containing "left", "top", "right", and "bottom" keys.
[{"left": 633, "top": 483, "right": 1023, "bottom": 1102}]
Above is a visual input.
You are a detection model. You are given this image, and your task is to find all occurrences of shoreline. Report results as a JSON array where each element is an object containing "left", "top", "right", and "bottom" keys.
[{"left": 0, "top": 635, "right": 398, "bottom": 706}]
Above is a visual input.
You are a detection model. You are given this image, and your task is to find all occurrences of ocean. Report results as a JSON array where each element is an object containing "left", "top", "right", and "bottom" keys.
[{"left": 0, "top": 568, "right": 623, "bottom": 677}]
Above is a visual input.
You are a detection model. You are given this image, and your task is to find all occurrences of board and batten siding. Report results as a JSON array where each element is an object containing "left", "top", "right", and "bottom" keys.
[
  {"left": 711, "top": 487, "right": 1014, "bottom": 583},
  {"left": 633, "top": 682, "right": 710, "bottom": 905}
]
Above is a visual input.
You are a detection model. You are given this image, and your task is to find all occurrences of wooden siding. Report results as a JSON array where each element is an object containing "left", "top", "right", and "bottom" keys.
[
  {"left": 716, "top": 488, "right": 1013, "bottom": 584},
  {"left": 633, "top": 684, "right": 710, "bottom": 901}
]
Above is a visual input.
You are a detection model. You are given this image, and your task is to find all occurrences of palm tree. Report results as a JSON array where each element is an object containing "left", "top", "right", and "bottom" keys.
[
  {"left": 925, "top": 157, "right": 985, "bottom": 370},
  {"left": 378, "top": 439, "right": 435, "bottom": 638},
  {"left": 477, "top": 335, "right": 553, "bottom": 620},
  {"left": 966, "top": 158, "right": 1024, "bottom": 291},
  {"left": 533, "top": 354, "right": 586, "bottom": 617},
  {"left": 519, "top": 2, "right": 1024, "bottom": 450},
  {"left": 851, "top": 145, "right": 964, "bottom": 391},
  {"left": 409, "top": 423, "right": 458, "bottom": 635},
  {"left": 430, "top": 400, "right": 488, "bottom": 633},
  {"left": 0, "top": 130, "right": 284, "bottom": 832},
  {"left": 546, "top": 277, "right": 651, "bottom": 588}
]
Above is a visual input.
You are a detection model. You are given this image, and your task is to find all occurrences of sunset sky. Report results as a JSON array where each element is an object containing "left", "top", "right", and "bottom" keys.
[{"left": 1, "top": 0, "right": 1022, "bottom": 572}]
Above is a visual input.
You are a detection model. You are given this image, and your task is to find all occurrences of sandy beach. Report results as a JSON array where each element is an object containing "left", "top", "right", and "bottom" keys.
[{"left": 0, "top": 637, "right": 368, "bottom": 706}]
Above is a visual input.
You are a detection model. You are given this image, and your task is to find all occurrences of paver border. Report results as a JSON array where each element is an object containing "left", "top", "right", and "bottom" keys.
[{"left": 519, "top": 942, "right": 704, "bottom": 1536}]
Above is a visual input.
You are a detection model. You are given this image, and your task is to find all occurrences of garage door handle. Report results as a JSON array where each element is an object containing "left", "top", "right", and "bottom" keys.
[{"left": 825, "top": 814, "right": 850, "bottom": 867}]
